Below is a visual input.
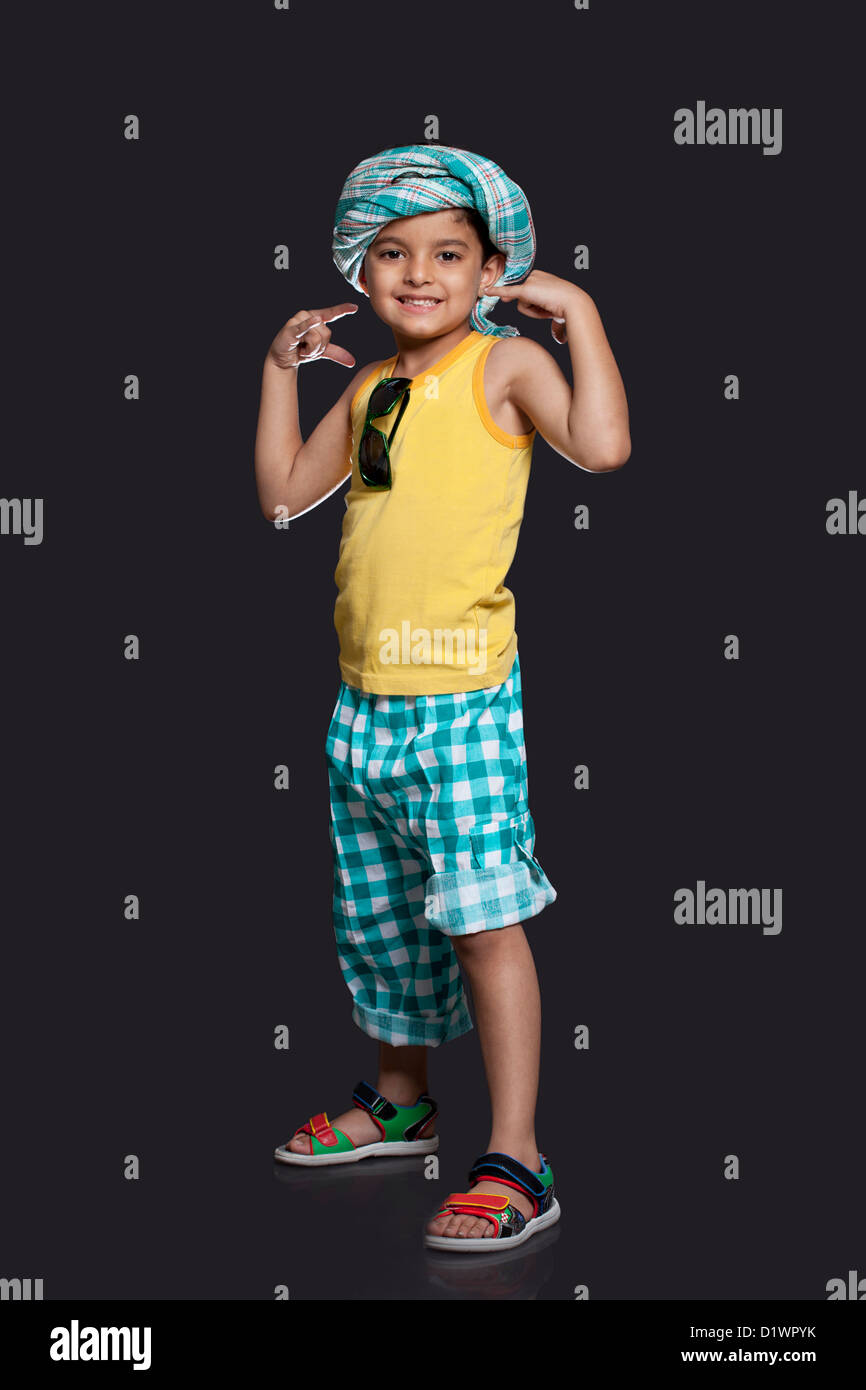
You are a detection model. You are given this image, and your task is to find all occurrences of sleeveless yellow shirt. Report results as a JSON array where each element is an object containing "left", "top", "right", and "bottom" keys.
[{"left": 333, "top": 328, "right": 537, "bottom": 694}]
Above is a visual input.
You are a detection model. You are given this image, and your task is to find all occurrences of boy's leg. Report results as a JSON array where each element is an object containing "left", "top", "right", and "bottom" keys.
[
  {"left": 376, "top": 1039, "right": 431, "bottom": 1104},
  {"left": 426, "top": 924, "right": 542, "bottom": 1236},
  {"left": 287, "top": 679, "right": 473, "bottom": 1157},
  {"left": 417, "top": 651, "right": 556, "bottom": 1237}
]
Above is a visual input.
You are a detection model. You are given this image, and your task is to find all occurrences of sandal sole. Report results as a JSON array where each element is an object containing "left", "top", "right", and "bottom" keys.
[
  {"left": 424, "top": 1196, "right": 561, "bottom": 1250},
  {"left": 274, "top": 1136, "right": 440, "bottom": 1166}
]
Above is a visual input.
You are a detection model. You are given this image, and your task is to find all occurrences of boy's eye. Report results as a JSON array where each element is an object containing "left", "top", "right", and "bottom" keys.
[{"left": 378, "top": 250, "right": 461, "bottom": 261}]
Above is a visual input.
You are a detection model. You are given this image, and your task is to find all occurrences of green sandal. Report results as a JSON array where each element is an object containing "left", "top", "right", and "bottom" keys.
[
  {"left": 425, "top": 1149, "right": 560, "bottom": 1251},
  {"left": 274, "top": 1080, "right": 439, "bottom": 1166}
]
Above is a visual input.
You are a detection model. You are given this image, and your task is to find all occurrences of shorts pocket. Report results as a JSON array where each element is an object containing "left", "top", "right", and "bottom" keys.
[
  {"left": 469, "top": 809, "right": 542, "bottom": 871},
  {"left": 424, "top": 806, "right": 556, "bottom": 933}
]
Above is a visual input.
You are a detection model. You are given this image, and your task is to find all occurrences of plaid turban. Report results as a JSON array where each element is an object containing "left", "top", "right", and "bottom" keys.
[{"left": 332, "top": 144, "right": 536, "bottom": 337}]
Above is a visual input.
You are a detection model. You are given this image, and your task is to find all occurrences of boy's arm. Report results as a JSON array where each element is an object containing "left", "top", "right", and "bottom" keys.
[
  {"left": 254, "top": 357, "right": 377, "bottom": 522},
  {"left": 497, "top": 281, "right": 631, "bottom": 473}
]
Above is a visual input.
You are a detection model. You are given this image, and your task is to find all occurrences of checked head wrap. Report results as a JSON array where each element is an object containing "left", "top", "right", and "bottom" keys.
[{"left": 332, "top": 144, "right": 536, "bottom": 337}]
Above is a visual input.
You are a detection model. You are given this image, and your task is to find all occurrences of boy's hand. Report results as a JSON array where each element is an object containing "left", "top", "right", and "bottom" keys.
[
  {"left": 268, "top": 303, "right": 359, "bottom": 370},
  {"left": 491, "top": 271, "right": 584, "bottom": 344}
]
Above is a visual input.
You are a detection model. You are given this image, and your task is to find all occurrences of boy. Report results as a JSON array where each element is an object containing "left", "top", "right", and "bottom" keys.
[{"left": 256, "top": 145, "right": 630, "bottom": 1250}]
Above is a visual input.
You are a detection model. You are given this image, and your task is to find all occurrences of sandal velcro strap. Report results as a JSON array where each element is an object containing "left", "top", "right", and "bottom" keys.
[
  {"left": 307, "top": 1112, "right": 338, "bottom": 1146},
  {"left": 435, "top": 1192, "right": 512, "bottom": 1230},
  {"left": 467, "top": 1151, "right": 548, "bottom": 1202},
  {"left": 441, "top": 1192, "right": 511, "bottom": 1212},
  {"left": 352, "top": 1080, "right": 397, "bottom": 1123}
]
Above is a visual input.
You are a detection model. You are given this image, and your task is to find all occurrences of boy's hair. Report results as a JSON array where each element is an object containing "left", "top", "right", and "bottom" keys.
[{"left": 451, "top": 207, "right": 499, "bottom": 267}]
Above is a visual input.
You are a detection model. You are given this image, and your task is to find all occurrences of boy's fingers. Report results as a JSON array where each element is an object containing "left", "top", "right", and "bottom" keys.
[
  {"left": 323, "top": 342, "right": 357, "bottom": 368},
  {"left": 287, "top": 313, "right": 324, "bottom": 341},
  {"left": 296, "top": 325, "right": 327, "bottom": 356},
  {"left": 295, "top": 326, "right": 322, "bottom": 350},
  {"left": 284, "top": 305, "right": 356, "bottom": 344},
  {"left": 315, "top": 303, "right": 359, "bottom": 324}
]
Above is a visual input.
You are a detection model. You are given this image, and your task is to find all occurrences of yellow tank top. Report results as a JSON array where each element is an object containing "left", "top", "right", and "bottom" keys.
[{"left": 333, "top": 328, "right": 537, "bottom": 694}]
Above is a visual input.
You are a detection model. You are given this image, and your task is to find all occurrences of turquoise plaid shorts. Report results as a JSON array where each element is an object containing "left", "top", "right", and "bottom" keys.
[{"left": 325, "top": 650, "right": 557, "bottom": 1047}]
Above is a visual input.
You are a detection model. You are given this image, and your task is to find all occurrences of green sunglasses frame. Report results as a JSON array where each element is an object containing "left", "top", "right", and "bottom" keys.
[{"left": 358, "top": 376, "right": 412, "bottom": 489}]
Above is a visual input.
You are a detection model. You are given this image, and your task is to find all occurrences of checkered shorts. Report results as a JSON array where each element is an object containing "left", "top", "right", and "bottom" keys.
[{"left": 325, "top": 650, "right": 557, "bottom": 1047}]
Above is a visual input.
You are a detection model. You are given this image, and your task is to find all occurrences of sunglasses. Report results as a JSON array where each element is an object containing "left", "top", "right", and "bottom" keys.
[{"left": 358, "top": 376, "right": 412, "bottom": 489}]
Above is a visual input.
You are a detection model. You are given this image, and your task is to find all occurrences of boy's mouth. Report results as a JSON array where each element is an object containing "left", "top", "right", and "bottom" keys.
[{"left": 395, "top": 296, "right": 443, "bottom": 314}]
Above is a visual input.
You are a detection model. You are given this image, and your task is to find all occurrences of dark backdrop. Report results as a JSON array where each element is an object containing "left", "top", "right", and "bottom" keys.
[{"left": 2, "top": 0, "right": 863, "bottom": 1301}]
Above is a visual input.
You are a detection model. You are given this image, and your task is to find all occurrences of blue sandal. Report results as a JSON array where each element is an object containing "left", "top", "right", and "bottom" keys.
[{"left": 425, "top": 1149, "right": 560, "bottom": 1251}]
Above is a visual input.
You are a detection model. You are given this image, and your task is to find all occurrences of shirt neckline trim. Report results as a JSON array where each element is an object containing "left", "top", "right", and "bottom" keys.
[{"left": 385, "top": 328, "right": 482, "bottom": 388}]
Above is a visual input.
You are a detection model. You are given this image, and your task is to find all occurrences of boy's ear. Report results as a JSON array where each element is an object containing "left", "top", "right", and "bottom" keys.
[{"left": 479, "top": 251, "right": 507, "bottom": 297}]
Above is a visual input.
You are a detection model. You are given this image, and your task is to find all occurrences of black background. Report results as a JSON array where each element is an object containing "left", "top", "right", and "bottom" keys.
[{"left": 2, "top": 0, "right": 863, "bottom": 1302}]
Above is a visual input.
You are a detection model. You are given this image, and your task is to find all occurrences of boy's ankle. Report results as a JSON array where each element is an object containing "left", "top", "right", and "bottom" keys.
[{"left": 376, "top": 1080, "right": 428, "bottom": 1107}]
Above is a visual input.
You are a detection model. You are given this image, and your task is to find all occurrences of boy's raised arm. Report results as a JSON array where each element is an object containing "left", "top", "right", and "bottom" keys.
[
  {"left": 495, "top": 275, "right": 631, "bottom": 473},
  {"left": 254, "top": 304, "right": 369, "bottom": 521}
]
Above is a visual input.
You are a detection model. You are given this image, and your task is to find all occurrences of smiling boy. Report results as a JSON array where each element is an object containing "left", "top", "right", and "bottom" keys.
[{"left": 257, "top": 145, "right": 630, "bottom": 1250}]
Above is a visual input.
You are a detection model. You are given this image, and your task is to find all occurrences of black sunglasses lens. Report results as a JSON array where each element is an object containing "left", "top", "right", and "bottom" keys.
[
  {"left": 359, "top": 430, "right": 388, "bottom": 484},
  {"left": 360, "top": 429, "right": 384, "bottom": 468},
  {"left": 368, "top": 377, "right": 411, "bottom": 417},
  {"left": 368, "top": 385, "right": 394, "bottom": 417}
]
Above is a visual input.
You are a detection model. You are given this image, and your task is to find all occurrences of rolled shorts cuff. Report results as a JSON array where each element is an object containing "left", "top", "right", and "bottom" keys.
[
  {"left": 351, "top": 996, "right": 475, "bottom": 1048},
  {"left": 423, "top": 861, "right": 558, "bottom": 935}
]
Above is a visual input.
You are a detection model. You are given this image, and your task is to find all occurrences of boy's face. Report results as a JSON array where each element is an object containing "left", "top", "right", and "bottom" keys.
[{"left": 360, "top": 209, "right": 505, "bottom": 336}]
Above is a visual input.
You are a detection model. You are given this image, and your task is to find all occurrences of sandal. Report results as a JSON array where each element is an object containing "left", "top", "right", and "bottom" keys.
[
  {"left": 274, "top": 1079, "right": 439, "bottom": 1166},
  {"left": 424, "top": 1149, "right": 560, "bottom": 1251}
]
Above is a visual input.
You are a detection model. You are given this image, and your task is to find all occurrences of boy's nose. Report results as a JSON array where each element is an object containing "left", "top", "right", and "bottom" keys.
[{"left": 403, "top": 259, "right": 434, "bottom": 284}]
